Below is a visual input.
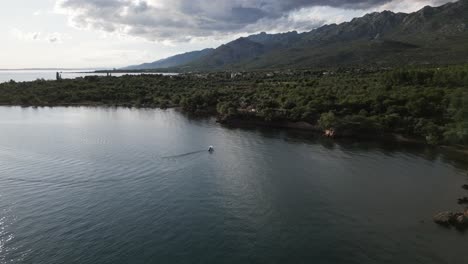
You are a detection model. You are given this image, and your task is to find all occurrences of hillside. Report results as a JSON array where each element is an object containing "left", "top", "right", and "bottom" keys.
[{"left": 123, "top": 48, "right": 213, "bottom": 70}]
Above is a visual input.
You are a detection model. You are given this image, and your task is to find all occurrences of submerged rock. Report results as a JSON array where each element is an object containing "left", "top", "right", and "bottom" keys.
[
  {"left": 455, "top": 214, "right": 467, "bottom": 226},
  {"left": 457, "top": 197, "right": 468, "bottom": 205},
  {"left": 433, "top": 211, "right": 454, "bottom": 226},
  {"left": 434, "top": 210, "right": 468, "bottom": 229},
  {"left": 463, "top": 184, "right": 468, "bottom": 190}
]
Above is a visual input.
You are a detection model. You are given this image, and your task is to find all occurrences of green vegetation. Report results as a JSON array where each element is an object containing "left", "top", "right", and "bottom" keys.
[{"left": 1, "top": 65, "right": 467, "bottom": 146}]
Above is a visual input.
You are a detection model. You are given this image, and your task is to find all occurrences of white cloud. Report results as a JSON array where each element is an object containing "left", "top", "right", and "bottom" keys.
[
  {"left": 372, "top": 0, "right": 457, "bottom": 13},
  {"left": 11, "top": 28, "right": 67, "bottom": 43},
  {"left": 11, "top": 28, "right": 41, "bottom": 41},
  {"left": 53, "top": 0, "right": 455, "bottom": 42}
]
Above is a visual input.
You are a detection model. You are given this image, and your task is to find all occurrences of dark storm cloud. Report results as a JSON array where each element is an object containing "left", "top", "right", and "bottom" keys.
[
  {"left": 173, "top": 0, "right": 393, "bottom": 22},
  {"left": 56, "top": 0, "right": 454, "bottom": 41}
]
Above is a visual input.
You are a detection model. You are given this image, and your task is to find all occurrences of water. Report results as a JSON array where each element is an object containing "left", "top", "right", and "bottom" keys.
[
  {"left": 0, "top": 106, "right": 467, "bottom": 264},
  {"left": 0, "top": 70, "right": 176, "bottom": 83}
]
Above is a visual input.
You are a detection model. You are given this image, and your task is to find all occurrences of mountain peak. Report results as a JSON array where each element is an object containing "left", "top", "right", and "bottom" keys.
[
  {"left": 125, "top": 0, "right": 468, "bottom": 71},
  {"left": 188, "top": 0, "right": 468, "bottom": 70}
]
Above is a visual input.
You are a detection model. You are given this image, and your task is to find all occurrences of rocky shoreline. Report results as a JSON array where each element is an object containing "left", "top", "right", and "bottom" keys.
[
  {"left": 219, "top": 116, "right": 445, "bottom": 144},
  {"left": 218, "top": 116, "right": 468, "bottom": 157},
  {"left": 217, "top": 116, "right": 320, "bottom": 132}
]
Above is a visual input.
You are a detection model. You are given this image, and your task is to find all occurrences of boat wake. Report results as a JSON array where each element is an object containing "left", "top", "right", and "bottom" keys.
[
  {"left": 1, "top": 147, "right": 211, "bottom": 189},
  {"left": 161, "top": 150, "right": 206, "bottom": 159}
]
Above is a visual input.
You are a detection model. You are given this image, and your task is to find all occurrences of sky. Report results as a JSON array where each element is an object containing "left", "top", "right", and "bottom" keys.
[{"left": 0, "top": 0, "right": 456, "bottom": 69}]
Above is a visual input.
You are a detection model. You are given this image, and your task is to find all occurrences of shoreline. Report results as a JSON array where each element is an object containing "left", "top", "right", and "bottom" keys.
[{"left": 217, "top": 116, "right": 468, "bottom": 156}]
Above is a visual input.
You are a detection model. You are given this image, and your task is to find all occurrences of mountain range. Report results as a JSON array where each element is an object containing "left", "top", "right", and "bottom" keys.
[
  {"left": 125, "top": 0, "right": 468, "bottom": 71},
  {"left": 123, "top": 48, "right": 214, "bottom": 70}
]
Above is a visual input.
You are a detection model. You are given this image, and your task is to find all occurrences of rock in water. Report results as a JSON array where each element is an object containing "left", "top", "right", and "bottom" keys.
[
  {"left": 433, "top": 212, "right": 454, "bottom": 226},
  {"left": 463, "top": 184, "right": 468, "bottom": 190},
  {"left": 453, "top": 212, "right": 468, "bottom": 230},
  {"left": 456, "top": 214, "right": 466, "bottom": 226},
  {"left": 457, "top": 197, "right": 468, "bottom": 204},
  {"left": 433, "top": 210, "right": 468, "bottom": 229}
]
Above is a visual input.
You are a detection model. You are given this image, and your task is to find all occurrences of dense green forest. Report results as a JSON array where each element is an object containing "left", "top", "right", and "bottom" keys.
[{"left": 1, "top": 65, "right": 467, "bottom": 146}]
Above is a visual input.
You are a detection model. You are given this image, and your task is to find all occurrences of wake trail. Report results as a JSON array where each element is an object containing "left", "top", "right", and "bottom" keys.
[
  {"left": 2, "top": 148, "right": 210, "bottom": 188},
  {"left": 161, "top": 150, "right": 206, "bottom": 159}
]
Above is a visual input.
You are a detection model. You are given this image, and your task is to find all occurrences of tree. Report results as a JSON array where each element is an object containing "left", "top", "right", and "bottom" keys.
[{"left": 318, "top": 112, "right": 338, "bottom": 130}]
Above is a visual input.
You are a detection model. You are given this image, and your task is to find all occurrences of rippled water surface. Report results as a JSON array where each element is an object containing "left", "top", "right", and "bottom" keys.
[{"left": 0, "top": 106, "right": 467, "bottom": 264}]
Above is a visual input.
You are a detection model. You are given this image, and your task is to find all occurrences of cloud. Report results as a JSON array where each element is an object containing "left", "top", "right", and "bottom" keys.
[
  {"left": 372, "top": 0, "right": 457, "bottom": 13},
  {"left": 11, "top": 28, "right": 41, "bottom": 41},
  {"left": 47, "top": 33, "right": 63, "bottom": 43},
  {"left": 11, "top": 28, "right": 66, "bottom": 43},
  {"left": 55, "top": 0, "right": 456, "bottom": 42}
]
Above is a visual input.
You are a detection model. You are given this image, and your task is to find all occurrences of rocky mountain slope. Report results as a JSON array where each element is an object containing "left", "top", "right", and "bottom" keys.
[
  {"left": 123, "top": 48, "right": 213, "bottom": 70},
  {"left": 126, "top": 0, "right": 468, "bottom": 71}
]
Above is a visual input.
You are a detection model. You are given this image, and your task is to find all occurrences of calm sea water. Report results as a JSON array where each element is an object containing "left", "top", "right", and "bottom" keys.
[
  {"left": 0, "top": 70, "right": 174, "bottom": 83},
  {"left": 0, "top": 107, "right": 467, "bottom": 264}
]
